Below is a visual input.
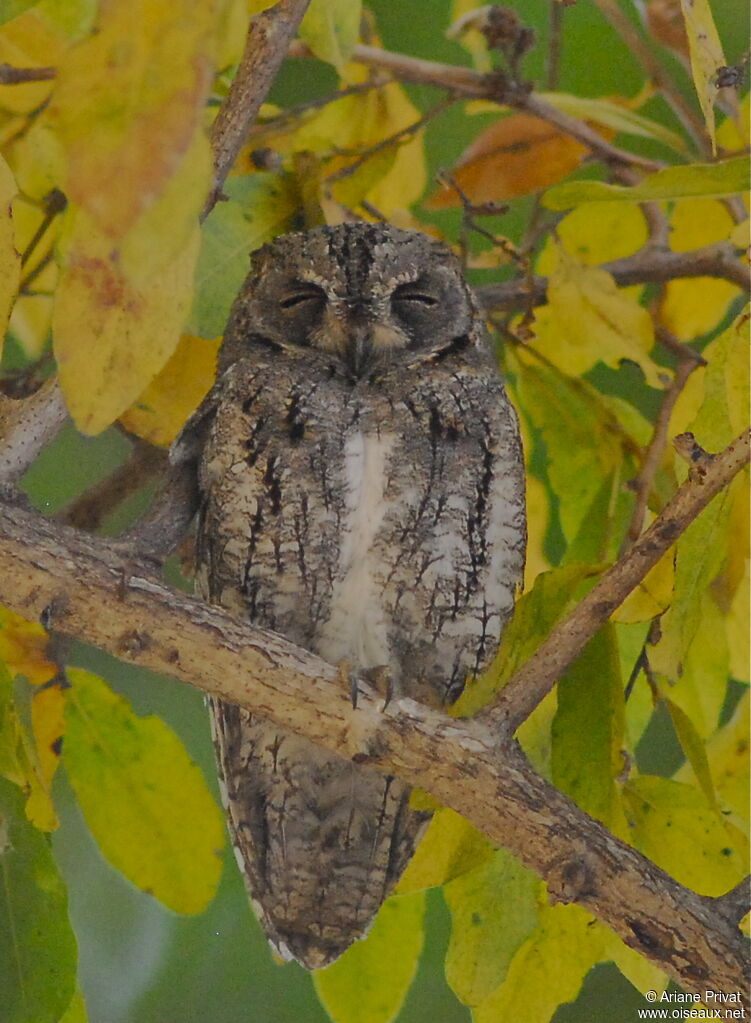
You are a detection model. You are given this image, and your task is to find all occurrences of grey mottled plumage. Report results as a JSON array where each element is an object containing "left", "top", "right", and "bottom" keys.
[{"left": 173, "top": 223, "right": 526, "bottom": 969}]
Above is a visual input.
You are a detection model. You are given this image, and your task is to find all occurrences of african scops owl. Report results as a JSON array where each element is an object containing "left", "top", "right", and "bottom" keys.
[{"left": 173, "top": 222, "right": 526, "bottom": 969}]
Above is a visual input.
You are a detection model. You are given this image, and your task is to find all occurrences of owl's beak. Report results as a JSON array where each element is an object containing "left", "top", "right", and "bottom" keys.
[{"left": 349, "top": 325, "right": 374, "bottom": 376}]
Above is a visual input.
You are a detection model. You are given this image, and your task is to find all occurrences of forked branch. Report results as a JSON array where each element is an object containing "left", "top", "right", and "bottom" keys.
[{"left": 0, "top": 430, "right": 748, "bottom": 1001}]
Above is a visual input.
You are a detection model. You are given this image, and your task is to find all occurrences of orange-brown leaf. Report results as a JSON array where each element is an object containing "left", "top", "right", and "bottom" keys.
[{"left": 426, "top": 113, "right": 610, "bottom": 208}]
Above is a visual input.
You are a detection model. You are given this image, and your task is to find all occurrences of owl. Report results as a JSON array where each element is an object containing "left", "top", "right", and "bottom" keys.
[{"left": 173, "top": 222, "right": 526, "bottom": 969}]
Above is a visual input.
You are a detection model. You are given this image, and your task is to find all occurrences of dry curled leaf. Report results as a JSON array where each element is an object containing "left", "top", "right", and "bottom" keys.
[{"left": 426, "top": 113, "right": 612, "bottom": 208}]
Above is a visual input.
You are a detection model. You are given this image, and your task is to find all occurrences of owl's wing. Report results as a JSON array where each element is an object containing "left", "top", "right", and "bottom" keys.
[{"left": 210, "top": 697, "right": 429, "bottom": 970}]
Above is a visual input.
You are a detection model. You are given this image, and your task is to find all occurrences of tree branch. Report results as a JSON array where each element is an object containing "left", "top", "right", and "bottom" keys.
[
  {"left": 203, "top": 0, "right": 312, "bottom": 218},
  {"left": 0, "top": 63, "right": 56, "bottom": 85},
  {"left": 475, "top": 240, "right": 751, "bottom": 313},
  {"left": 623, "top": 335, "right": 705, "bottom": 547},
  {"left": 307, "top": 41, "right": 662, "bottom": 171},
  {"left": 0, "top": 492, "right": 747, "bottom": 1001},
  {"left": 483, "top": 429, "right": 750, "bottom": 735},
  {"left": 0, "top": 378, "right": 69, "bottom": 485}
]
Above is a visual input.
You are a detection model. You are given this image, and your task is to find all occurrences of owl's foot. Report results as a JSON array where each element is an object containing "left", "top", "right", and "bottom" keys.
[
  {"left": 337, "top": 659, "right": 359, "bottom": 709},
  {"left": 339, "top": 662, "right": 395, "bottom": 711},
  {"left": 368, "top": 665, "right": 395, "bottom": 711}
]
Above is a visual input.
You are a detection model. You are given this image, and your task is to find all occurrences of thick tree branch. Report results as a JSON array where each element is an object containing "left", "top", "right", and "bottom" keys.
[
  {"left": 475, "top": 240, "right": 751, "bottom": 313},
  {"left": 0, "top": 494, "right": 747, "bottom": 1001},
  {"left": 0, "top": 378, "right": 69, "bottom": 485},
  {"left": 203, "top": 0, "right": 312, "bottom": 218},
  {"left": 483, "top": 429, "right": 750, "bottom": 735}
]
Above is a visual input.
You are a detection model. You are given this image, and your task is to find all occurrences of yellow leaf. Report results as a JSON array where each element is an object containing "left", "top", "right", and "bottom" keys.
[
  {"left": 0, "top": 608, "right": 56, "bottom": 687},
  {"left": 726, "top": 557, "right": 749, "bottom": 684},
  {"left": 536, "top": 201, "right": 648, "bottom": 273},
  {"left": 8, "top": 294, "right": 53, "bottom": 359},
  {"left": 397, "top": 809, "right": 494, "bottom": 894},
  {"left": 522, "top": 472, "right": 551, "bottom": 589},
  {"left": 533, "top": 245, "right": 660, "bottom": 386},
  {"left": 0, "top": 153, "right": 20, "bottom": 358},
  {"left": 604, "top": 926, "right": 668, "bottom": 999},
  {"left": 120, "top": 334, "right": 220, "bottom": 447},
  {"left": 0, "top": 654, "right": 59, "bottom": 831},
  {"left": 47, "top": 0, "right": 214, "bottom": 239},
  {"left": 698, "top": 693, "right": 749, "bottom": 824},
  {"left": 614, "top": 547, "right": 674, "bottom": 624},
  {"left": 649, "top": 491, "right": 730, "bottom": 683},
  {"left": 659, "top": 199, "right": 739, "bottom": 341},
  {"left": 474, "top": 904, "right": 607, "bottom": 1023},
  {"left": 313, "top": 892, "right": 424, "bottom": 1022},
  {"left": 668, "top": 310, "right": 748, "bottom": 438},
  {"left": 0, "top": 10, "right": 62, "bottom": 115},
  {"left": 286, "top": 77, "right": 426, "bottom": 217},
  {"left": 23, "top": 682, "right": 64, "bottom": 831},
  {"left": 663, "top": 592, "right": 728, "bottom": 738},
  {"left": 444, "top": 850, "right": 540, "bottom": 1006},
  {"left": 53, "top": 213, "right": 202, "bottom": 435},
  {"left": 679, "top": 0, "right": 726, "bottom": 152},
  {"left": 664, "top": 697, "right": 716, "bottom": 804},
  {"left": 30, "top": 680, "right": 64, "bottom": 803},
  {"left": 716, "top": 92, "right": 750, "bottom": 149},
  {"left": 623, "top": 775, "right": 747, "bottom": 893},
  {"left": 63, "top": 668, "right": 224, "bottom": 914},
  {"left": 299, "top": 0, "right": 361, "bottom": 70}
]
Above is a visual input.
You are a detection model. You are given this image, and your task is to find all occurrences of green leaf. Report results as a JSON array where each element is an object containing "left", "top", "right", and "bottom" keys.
[
  {"left": 543, "top": 156, "right": 750, "bottom": 209},
  {"left": 623, "top": 775, "right": 747, "bottom": 894},
  {"left": 313, "top": 892, "right": 424, "bottom": 1023},
  {"left": 188, "top": 173, "right": 298, "bottom": 338},
  {"left": 538, "top": 92, "right": 688, "bottom": 155},
  {"left": 397, "top": 808, "right": 494, "bottom": 893},
  {"left": 649, "top": 493, "right": 731, "bottom": 683},
  {"left": 552, "top": 625, "right": 625, "bottom": 830},
  {"left": 453, "top": 562, "right": 600, "bottom": 717},
  {"left": 0, "top": 0, "right": 37, "bottom": 25},
  {"left": 0, "top": 777, "right": 77, "bottom": 1023},
  {"left": 63, "top": 668, "right": 224, "bottom": 914},
  {"left": 444, "top": 850, "right": 540, "bottom": 1006},
  {"left": 473, "top": 904, "right": 608, "bottom": 1023},
  {"left": 59, "top": 989, "right": 88, "bottom": 1023},
  {"left": 679, "top": 0, "right": 726, "bottom": 152},
  {"left": 299, "top": 0, "right": 361, "bottom": 69},
  {"left": 664, "top": 698, "right": 716, "bottom": 806},
  {"left": 511, "top": 349, "right": 638, "bottom": 549}
]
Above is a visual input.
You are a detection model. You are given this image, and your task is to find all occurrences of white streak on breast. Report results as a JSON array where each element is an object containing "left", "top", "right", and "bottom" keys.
[{"left": 317, "top": 430, "right": 394, "bottom": 670}]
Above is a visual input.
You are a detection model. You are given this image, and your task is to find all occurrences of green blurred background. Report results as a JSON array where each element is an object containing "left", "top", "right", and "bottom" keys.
[{"left": 17, "top": 0, "right": 747, "bottom": 1019}]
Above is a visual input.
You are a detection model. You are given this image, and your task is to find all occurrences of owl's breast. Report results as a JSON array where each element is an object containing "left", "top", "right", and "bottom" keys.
[{"left": 315, "top": 428, "right": 397, "bottom": 670}]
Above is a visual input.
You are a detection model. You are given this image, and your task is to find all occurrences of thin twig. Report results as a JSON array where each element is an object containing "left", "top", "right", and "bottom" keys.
[
  {"left": 482, "top": 428, "right": 751, "bottom": 735},
  {"left": 324, "top": 98, "right": 454, "bottom": 188},
  {"left": 20, "top": 188, "right": 67, "bottom": 267},
  {"left": 203, "top": 0, "right": 312, "bottom": 219},
  {"left": 59, "top": 440, "right": 166, "bottom": 532},
  {"left": 623, "top": 349, "right": 702, "bottom": 547},
  {"left": 0, "top": 63, "right": 56, "bottom": 85},
  {"left": 592, "top": 0, "right": 708, "bottom": 151},
  {"left": 245, "top": 77, "right": 391, "bottom": 141},
  {"left": 290, "top": 41, "right": 663, "bottom": 172},
  {"left": 475, "top": 239, "right": 751, "bottom": 313},
  {"left": 546, "top": 1, "right": 565, "bottom": 90}
]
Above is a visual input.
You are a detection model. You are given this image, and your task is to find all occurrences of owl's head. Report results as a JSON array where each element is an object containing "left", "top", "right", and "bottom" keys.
[{"left": 222, "top": 223, "right": 485, "bottom": 377}]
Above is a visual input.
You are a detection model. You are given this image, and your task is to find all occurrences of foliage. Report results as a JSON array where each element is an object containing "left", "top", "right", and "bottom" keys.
[{"left": 0, "top": 0, "right": 748, "bottom": 1021}]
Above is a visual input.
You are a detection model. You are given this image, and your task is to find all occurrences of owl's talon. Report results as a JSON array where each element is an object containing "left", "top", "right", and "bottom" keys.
[
  {"left": 369, "top": 666, "right": 394, "bottom": 713},
  {"left": 337, "top": 659, "right": 359, "bottom": 709}
]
